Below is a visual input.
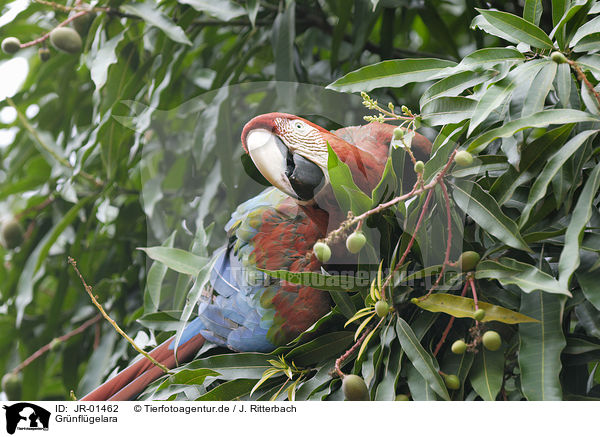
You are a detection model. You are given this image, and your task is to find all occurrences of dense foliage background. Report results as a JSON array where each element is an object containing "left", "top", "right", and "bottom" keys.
[{"left": 0, "top": 0, "right": 599, "bottom": 401}]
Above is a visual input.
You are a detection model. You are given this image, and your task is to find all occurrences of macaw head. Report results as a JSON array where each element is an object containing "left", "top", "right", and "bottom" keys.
[{"left": 241, "top": 113, "right": 332, "bottom": 204}]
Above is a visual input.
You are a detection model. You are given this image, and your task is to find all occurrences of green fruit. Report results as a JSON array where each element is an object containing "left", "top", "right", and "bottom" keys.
[
  {"left": 444, "top": 374, "right": 460, "bottom": 390},
  {"left": 414, "top": 160, "right": 424, "bottom": 174},
  {"left": 50, "top": 27, "right": 82, "bottom": 54},
  {"left": 458, "top": 251, "right": 480, "bottom": 271},
  {"left": 393, "top": 127, "right": 404, "bottom": 140},
  {"left": 375, "top": 300, "right": 389, "bottom": 318},
  {"left": 451, "top": 339, "right": 467, "bottom": 354},
  {"left": 551, "top": 51, "right": 567, "bottom": 64},
  {"left": 2, "top": 37, "right": 21, "bottom": 54},
  {"left": 1, "top": 219, "right": 23, "bottom": 249},
  {"left": 395, "top": 394, "right": 410, "bottom": 401},
  {"left": 454, "top": 150, "right": 473, "bottom": 167},
  {"left": 482, "top": 331, "right": 502, "bottom": 351},
  {"left": 72, "top": 11, "right": 96, "bottom": 36},
  {"left": 474, "top": 308, "right": 486, "bottom": 321},
  {"left": 342, "top": 374, "right": 369, "bottom": 401},
  {"left": 346, "top": 231, "right": 366, "bottom": 254},
  {"left": 38, "top": 47, "right": 50, "bottom": 62},
  {"left": 2, "top": 373, "right": 22, "bottom": 400},
  {"left": 313, "top": 242, "right": 331, "bottom": 263}
]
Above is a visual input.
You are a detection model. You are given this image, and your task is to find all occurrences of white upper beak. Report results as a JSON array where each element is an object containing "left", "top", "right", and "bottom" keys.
[{"left": 246, "top": 129, "right": 296, "bottom": 198}]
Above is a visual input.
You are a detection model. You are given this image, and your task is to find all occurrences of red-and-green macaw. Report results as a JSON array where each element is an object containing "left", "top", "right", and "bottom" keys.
[{"left": 81, "top": 113, "right": 431, "bottom": 401}]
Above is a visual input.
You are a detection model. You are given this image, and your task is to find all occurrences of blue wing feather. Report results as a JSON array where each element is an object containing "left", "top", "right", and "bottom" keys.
[{"left": 172, "top": 188, "right": 287, "bottom": 353}]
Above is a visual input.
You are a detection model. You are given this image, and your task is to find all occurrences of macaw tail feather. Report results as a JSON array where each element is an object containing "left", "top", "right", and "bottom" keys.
[{"left": 80, "top": 333, "right": 206, "bottom": 401}]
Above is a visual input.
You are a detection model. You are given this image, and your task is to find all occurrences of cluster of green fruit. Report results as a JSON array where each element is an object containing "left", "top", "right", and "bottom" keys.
[
  {"left": 0, "top": 218, "right": 23, "bottom": 250},
  {"left": 451, "top": 330, "right": 502, "bottom": 354},
  {"left": 1, "top": 11, "right": 93, "bottom": 60},
  {"left": 312, "top": 229, "right": 367, "bottom": 263}
]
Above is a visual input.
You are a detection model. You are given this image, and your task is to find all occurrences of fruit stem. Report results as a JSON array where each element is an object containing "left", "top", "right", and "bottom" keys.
[{"left": 568, "top": 60, "right": 600, "bottom": 110}]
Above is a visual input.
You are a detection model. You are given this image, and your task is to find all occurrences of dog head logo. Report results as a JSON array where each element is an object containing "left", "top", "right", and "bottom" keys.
[{"left": 3, "top": 403, "right": 50, "bottom": 434}]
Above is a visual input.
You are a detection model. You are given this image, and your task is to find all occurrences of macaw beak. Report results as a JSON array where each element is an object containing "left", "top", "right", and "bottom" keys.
[{"left": 244, "top": 128, "right": 325, "bottom": 202}]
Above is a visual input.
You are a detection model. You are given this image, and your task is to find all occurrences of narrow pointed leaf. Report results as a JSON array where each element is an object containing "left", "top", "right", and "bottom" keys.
[
  {"left": 327, "top": 58, "right": 457, "bottom": 92},
  {"left": 138, "top": 246, "right": 207, "bottom": 276},
  {"left": 570, "top": 15, "right": 600, "bottom": 46},
  {"left": 121, "top": 2, "right": 191, "bottom": 45},
  {"left": 455, "top": 47, "right": 525, "bottom": 71},
  {"left": 470, "top": 347, "right": 504, "bottom": 400},
  {"left": 519, "top": 291, "right": 566, "bottom": 400},
  {"left": 412, "top": 293, "right": 539, "bottom": 324},
  {"left": 395, "top": 318, "right": 450, "bottom": 400},
  {"left": 519, "top": 130, "right": 597, "bottom": 227},
  {"left": 452, "top": 180, "right": 531, "bottom": 252},
  {"left": 420, "top": 71, "right": 494, "bottom": 107},
  {"left": 523, "top": 0, "right": 543, "bottom": 25},
  {"left": 421, "top": 96, "right": 477, "bottom": 125},
  {"left": 476, "top": 258, "right": 571, "bottom": 296},
  {"left": 467, "top": 109, "right": 599, "bottom": 153},
  {"left": 558, "top": 164, "right": 600, "bottom": 289},
  {"left": 476, "top": 9, "right": 554, "bottom": 49}
]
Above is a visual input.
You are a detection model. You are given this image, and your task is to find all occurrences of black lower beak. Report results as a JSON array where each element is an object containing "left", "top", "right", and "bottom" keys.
[{"left": 285, "top": 151, "right": 325, "bottom": 201}]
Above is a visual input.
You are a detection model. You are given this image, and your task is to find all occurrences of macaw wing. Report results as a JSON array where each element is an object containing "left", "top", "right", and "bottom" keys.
[{"left": 185, "top": 187, "right": 330, "bottom": 352}]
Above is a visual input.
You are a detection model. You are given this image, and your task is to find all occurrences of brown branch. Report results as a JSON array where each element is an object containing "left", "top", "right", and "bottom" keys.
[
  {"left": 9, "top": 314, "right": 102, "bottom": 375},
  {"left": 19, "top": 10, "right": 89, "bottom": 49},
  {"left": 334, "top": 326, "right": 373, "bottom": 378},
  {"left": 68, "top": 256, "right": 171, "bottom": 373}
]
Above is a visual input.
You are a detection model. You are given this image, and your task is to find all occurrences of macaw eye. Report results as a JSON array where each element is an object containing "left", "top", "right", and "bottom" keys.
[{"left": 294, "top": 122, "right": 304, "bottom": 130}]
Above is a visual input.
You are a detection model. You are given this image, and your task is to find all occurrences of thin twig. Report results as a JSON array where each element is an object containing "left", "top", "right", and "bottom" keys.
[
  {"left": 19, "top": 10, "right": 89, "bottom": 48},
  {"left": 68, "top": 256, "right": 170, "bottom": 373},
  {"left": 10, "top": 314, "right": 102, "bottom": 375},
  {"left": 334, "top": 326, "right": 373, "bottom": 378}
]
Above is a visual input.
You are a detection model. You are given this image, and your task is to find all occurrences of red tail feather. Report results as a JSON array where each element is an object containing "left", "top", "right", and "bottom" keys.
[{"left": 80, "top": 334, "right": 205, "bottom": 401}]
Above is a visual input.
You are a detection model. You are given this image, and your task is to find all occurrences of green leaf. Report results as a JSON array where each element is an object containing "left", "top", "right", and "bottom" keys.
[
  {"left": 467, "top": 109, "right": 599, "bottom": 153},
  {"left": 327, "top": 142, "right": 371, "bottom": 213},
  {"left": 451, "top": 180, "right": 531, "bottom": 252},
  {"left": 519, "top": 130, "right": 597, "bottom": 227},
  {"left": 412, "top": 293, "right": 539, "bottom": 324},
  {"left": 176, "top": 0, "right": 246, "bottom": 20},
  {"left": 577, "top": 255, "right": 600, "bottom": 310},
  {"left": 185, "top": 353, "right": 275, "bottom": 380},
  {"left": 271, "top": 1, "right": 296, "bottom": 82},
  {"left": 550, "top": 0, "right": 588, "bottom": 49},
  {"left": 576, "top": 55, "right": 600, "bottom": 80},
  {"left": 138, "top": 246, "right": 207, "bottom": 276},
  {"left": 475, "top": 8, "right": 554, "bottom": 49},
  {"left": 489, "top": 124, "right": 573, "bottom": 205},
  {"left": 572, "top": 32, "right": 600, "bottom": 52},
  {"left": 144, "top": 233, "right": 176, "bottom": 312},
  {"left": 195, "top": 379, "right": 258, "bottom": 401},
  {"left": 455, "top": 47, "right": 525, "bottom": 71},
  {"left": 476, "top": 258, "right": 571, "bottom": 297},
  {"left": 371, "top": 157, "right": 397, "bottom": 205},
  {"left": 121, "top": 2, "right": 191, "bottom": 45},
  {"left": 521, "top": 62, "right": 557, "bottom": 117},
  {"left": 558, "top": 164, "right": 600, "bottom": 289},
  {"left": 395, "top": 317, "right": 450, "bottom": 400},
  {"left": 519, "top": 291, "right": 566, "bottom": 400},
  {"left": 259, "top": 268, "right": 361, "bottom": 293},
  {"left": 158, "top": 369, "right": 220, "bottom": 389},
  {"left": 286, "top": 332, "right": 354, "bottom": 366},
  {"left": 523, "top": 0, "right": 543, "bottom": 25},
  {"left": 327, "top": 58, "right": 457, "bottom": 92},
  {"left": 570, "top": 14, "right": 600, "bottom": 46},
  {"left": 471, "top": 15, "right": 521, "bottom": 45},
  {"left": 420, "top": 70, "right": 495, "bottom": 107},
  {"left": 421, "top": 96, "right": 477, "bottom": 126},
  {"left": 470, "top": 346, "right": 504, "bottom": 401},
  {"left": 88, "top": 31, "right": 125, "bottom": 91}
]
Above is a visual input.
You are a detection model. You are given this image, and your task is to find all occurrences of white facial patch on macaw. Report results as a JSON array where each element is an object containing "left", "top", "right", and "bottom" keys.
[{"left": 274, "top": 117, "right": 328, "bottom": 169}]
